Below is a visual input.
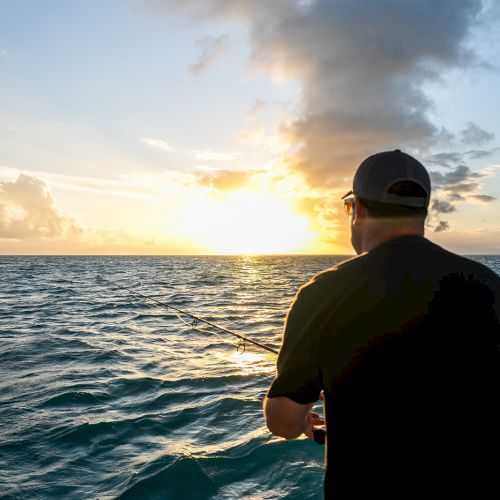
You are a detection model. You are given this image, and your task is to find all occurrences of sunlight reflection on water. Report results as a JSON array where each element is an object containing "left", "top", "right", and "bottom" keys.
[
  {"left": 1, "top": 254, "right": 497, "bottom": 499},
  {"left": 214, "top": 351, "right": 275, "bottom": 376}
]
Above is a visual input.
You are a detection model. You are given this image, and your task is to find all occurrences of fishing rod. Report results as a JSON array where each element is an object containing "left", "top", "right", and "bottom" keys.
[
  {"left": 117, "top": 283, "right": 326, "bottom": 445},
  {"left": 116, "top": 284, "right": 278, "bottom": 355}
]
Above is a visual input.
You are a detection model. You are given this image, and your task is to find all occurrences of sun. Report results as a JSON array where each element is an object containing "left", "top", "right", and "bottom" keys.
[{"left": 175, "top": 190, "right": 316, "bottom": 254}]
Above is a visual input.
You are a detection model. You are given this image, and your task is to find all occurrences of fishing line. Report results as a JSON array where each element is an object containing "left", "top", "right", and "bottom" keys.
[
  {"left": 116, "top": 283, "right": 279, "bottom": 355},
  {"left": 115, "top": 282, "right": 325, "bottom": 445},
  {"left": 165, "top": 301, "right": 244, "bottom": 351}
]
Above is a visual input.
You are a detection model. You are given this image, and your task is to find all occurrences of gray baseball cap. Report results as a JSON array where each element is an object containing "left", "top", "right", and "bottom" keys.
[{"left": 341, "top": 149, "right": 431, "bottom": 208}]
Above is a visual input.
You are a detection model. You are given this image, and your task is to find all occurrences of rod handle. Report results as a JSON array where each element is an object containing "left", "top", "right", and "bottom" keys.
[{"left": 313, "top": 427, "right": 326, "bottom": 445}]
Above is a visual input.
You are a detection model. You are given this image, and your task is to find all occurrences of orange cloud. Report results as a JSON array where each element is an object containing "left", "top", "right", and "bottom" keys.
[{"left": 0, "top": 175, "right": 79, "bottom": 240}]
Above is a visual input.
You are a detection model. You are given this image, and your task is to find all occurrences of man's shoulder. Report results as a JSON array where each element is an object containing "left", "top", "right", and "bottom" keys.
[
  {"left": 298, "top": 253, "right": 371, "bottom": 296},
  {"left": 426, "top": 241, "right": 500, "bottom": 286},
  {"left": 371, "top": 235, "right": 499, "bottom": 285},
  {"left": 296, "top": 239, "right": 499, "bottom": 302}
]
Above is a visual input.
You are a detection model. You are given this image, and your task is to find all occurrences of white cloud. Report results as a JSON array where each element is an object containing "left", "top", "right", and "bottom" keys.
[
  {"left": 481, "top": 164, "right": 500, "bottom": 176},
  {"left": 0, "top": 172, "right": 182, "bottom": 253},
  {"left": 142, "top": 137, "right": 176, "bottom": 152},
  {"left": 165, "top": 0, "right": 492, "bottom": 187},
  {"left": 0, "top": 165, "right": 201, "bottom": 211},
  {"left": 0, "top": 165, "right": 159, "bottom": 200},
  {"left": 236, "top": 126, "right": 290, "bottom": 153},
  {"left": 0, "top": 174, "right": 79, "bottom": 240}
]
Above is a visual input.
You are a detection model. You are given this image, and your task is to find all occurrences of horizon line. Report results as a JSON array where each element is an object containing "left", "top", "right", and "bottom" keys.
[{"left": 1, "top": 253, "right": 499, "bottom": 257}]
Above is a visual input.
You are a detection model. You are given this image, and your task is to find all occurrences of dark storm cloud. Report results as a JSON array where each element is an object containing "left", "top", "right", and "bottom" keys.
[{"left": 162, "top": 0, "right": 486, "bottom": 186}]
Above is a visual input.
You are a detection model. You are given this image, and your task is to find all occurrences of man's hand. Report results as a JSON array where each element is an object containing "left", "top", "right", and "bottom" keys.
[
  {"left": 264, "top": 395, "right": 324, "bottom": 440},
  {"left": 302, "top": 410, "right": 325, "bottom": 439}
]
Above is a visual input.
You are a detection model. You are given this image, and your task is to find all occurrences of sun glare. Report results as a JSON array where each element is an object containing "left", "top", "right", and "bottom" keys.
[{"left": 176, "top": 191, "right": 315, "bottom": 255}]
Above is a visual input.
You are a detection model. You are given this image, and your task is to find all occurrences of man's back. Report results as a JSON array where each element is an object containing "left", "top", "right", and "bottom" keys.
[
  {"left": 264, "top": 151, "right": 499, "bottom": 498},
  {"left": 315, "top": 235, "right": 500, "bottom": 497}
]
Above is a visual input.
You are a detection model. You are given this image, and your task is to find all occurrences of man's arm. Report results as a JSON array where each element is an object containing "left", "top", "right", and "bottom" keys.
[
  {"left": 263, "top": 395, "right": 323, "bottom": 440},
  {"left": 264, "top": 274, "right": 331, "bottom": 439}
]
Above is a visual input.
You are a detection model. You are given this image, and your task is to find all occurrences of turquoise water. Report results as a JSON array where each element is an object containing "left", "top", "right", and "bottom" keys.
[{"left": 1, "top": 254, "right": 499, "bottom": 499}]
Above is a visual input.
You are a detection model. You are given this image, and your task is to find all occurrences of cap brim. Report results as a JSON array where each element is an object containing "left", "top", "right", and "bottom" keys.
[{"left": 341, "top": 190, "right": 353, "bottom": 200}]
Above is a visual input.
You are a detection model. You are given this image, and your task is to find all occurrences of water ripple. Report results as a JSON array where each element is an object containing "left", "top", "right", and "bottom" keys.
[{"left": 1, "top": 254, "right": 495, "bottom": 498}]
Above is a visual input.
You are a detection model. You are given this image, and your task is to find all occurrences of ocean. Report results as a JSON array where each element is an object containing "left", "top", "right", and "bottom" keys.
[{"left": 1, "top": 254, "right": 499, "bottom": 499}]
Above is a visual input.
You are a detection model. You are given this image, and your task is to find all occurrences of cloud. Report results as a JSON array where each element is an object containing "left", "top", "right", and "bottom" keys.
[
  {"left": 154, "top": 0, "right": 500, "bottom": 252},
  {"left": 443, "top": 182, "right": 482, "bottom": 194},
  {"left": 291, "top": 192, "right": 348, "bottom": 248},
  {"left": 248, "top": 0, "right": 484, "bottom": 185},
  {"left": 463, "top": 147, "right": 500, "bottom": 159},
  {"left": 196, "top": 169, "right": 255, "bottom": 191},
  {"left": 236, "top": 126, "right": 291, "bottom": 153},
  {"left": 422, "top": 149, "right": 499, "bottom": 225},
  {"left": 163, "top": 0, "right": 491, "bottom": 188},
  {"left": 423, "top": 144, "right": 500, "bottom": 168},
  {"left": 425, "top": 161, "right": 498, "bottom": 230},
  {"left": 481, "top": 164, "right": 500, "bottom": 176},
  {"left": 142, "top": 137, "right": 176, "bottom": 152},
  {"left": 246, "top": 98, "right": 267, "bottom": 119},
  {"left": 0, "top": 48, "right": 6, "bottom": 56},
  {"left": 0, "top": 173, "right": 181, "bottom": 254},
  {"left": 0, "top": 165, "right": 162, "bottom": 200},
  {"left": 406, "top": 130, "right": 499, "bottom": 170},
  {"left": 189, "top": 34, "right": 230, "bottom": 75},
  {"left": 193, "top": 149, "right": 240, "bottom": 161},
  {"left": 430, "top": 164, "right": 482, "bottom": 189},
  {"left": 236, "top": 126, "right": 265, "bottom": 143},
  {"left": 424, "top": 152, "right": 463, "bottom": 169},
  {"left": 0, "top": 175, "right": 79, "bottom": 240},
  {"left": 434, "top": 220, "right": 450, "bottom": 233},
  {"left": 448, "top": 193, "right": 466, "bottom": 202},
  {"left": 459, "top": 121, "right": 494, "bottom": 145},
  {"left": 431, "top": 199, "right": 457, "bottom": 214},
  {"left": 468, "top": 194, "right": 496, "bottom": 202}
]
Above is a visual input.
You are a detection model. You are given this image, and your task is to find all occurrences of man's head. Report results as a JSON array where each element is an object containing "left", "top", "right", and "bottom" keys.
[{"left": 342, "top": 150, "right": 431, "bottom": 254}]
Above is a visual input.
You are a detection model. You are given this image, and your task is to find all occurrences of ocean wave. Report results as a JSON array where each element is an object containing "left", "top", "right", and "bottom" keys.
[
  {"left": 40, "top": 391, "right": 104, "bottom": 408},
  {"left": 4, "top": 254, "right": 487, "bottom": 498},
  {"left": 116, "top": 456, "right": 218, "bottom": 500}
]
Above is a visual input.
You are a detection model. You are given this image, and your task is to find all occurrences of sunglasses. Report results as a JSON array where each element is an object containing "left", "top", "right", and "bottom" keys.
[{"left": 343, "top": 197, "right": 355, "bottom": 217}]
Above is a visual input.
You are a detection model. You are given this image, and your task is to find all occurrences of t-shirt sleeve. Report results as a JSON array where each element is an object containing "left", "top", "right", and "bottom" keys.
[{"left": 267, "top": 278, "right": 326, "bottom": 404}]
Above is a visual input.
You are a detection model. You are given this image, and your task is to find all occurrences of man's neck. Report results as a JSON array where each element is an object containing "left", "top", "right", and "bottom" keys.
[{"left": 361, "top": 227, "right": 424, "bottom": 253}]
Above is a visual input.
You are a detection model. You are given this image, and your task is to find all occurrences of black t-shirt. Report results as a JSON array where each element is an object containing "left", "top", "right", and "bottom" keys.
[{"left": 267, "top": 235, "right": 500, "bottom": 498}]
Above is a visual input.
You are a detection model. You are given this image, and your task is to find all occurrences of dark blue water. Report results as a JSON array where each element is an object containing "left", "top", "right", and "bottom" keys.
[{"left": 1, "top": 254, "right": 499, "bottom": 499}]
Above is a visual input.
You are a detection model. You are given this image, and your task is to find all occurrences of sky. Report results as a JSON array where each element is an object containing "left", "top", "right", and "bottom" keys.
[{"left": 1, "top": 0, "right": 500, "bottom": 255}]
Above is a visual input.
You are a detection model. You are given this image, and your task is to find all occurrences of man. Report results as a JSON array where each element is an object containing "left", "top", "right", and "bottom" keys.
[{"left": 264, "top": 150, "right": 500, "bottom": 498}]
